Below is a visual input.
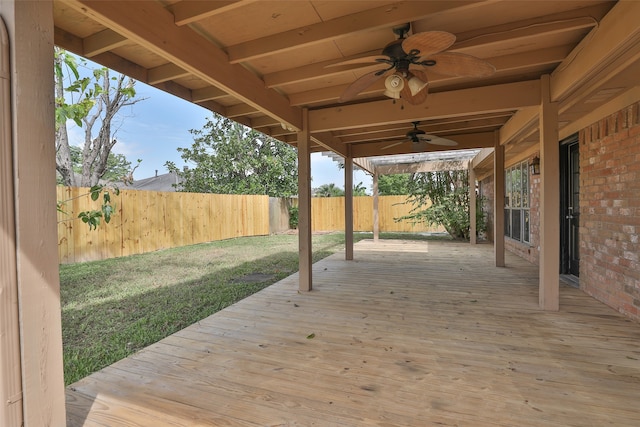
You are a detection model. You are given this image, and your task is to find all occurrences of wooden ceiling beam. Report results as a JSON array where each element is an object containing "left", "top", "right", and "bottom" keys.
[
  {"left": 147, "top": 63, "right": 190, "bottom": 85},
  {"left": 250, "top": 115, "right": 280, "bottom": 129},
  {"left": 309, "top": 80, "right": 539, "bottom": 133},
  {"left": 550, "top": 1, "right": 640, "bottom": 102},
  {"left": 263, "top": 51, "right": 380, "bottom": 89},
  {"left": 270, "top": 44, "right": 570, "bottom": 92},
  {"left": 453, "top": 4, "right": 608, "bottom": 52},
  {"left": 375, "top": 159, "right": 469, "bottom": 175},
  {"left": 226, "top": 1, "right": 491, "bottom": 64},
  {"left": 499, "top": 106, "right": 538, "bottom": 146},
  {"left": 353, "top": 158, "right": 375, "bottom": 174},
  {"left": 351, "top": 132, "right": 495, "bottom": 157},
  {"left": 170, "top": 0, "right": 257, "bottom": 26},
  {"left": 83, "top": 29, "right": 128, "bottom": 57},
  {"left": 225, "top": 103, "right": 258, "bottom": 118},
  {"left": 192, "top": 86, "right": 227, "bottom": 102},
  {"left": 67, "top": 0, "right": 302, "bottom": 131},
  {"left": 286, "top": 46, "right": 567, "bottom": 107},
  {"left": 338, "top": 116, "right": 509, "bottom": 144},
  {"left": 311, "top": 132, "right": 348, "bottom": 158},
  {"left": 289, "top": 85, "right": 352, "bottom": 107},
  {"left": 54, "top": 26, "right": 83, "bottom": 53},
  {"left": 471, "top": 147, "right": 494, "bottom": 169},
  {"left": 333, "top": 112, "right": 513, "bottom": 138},
  {"left": 265, "top": 126, "right": 295, "bottom": 138},
  {"left": 89, "top": 51, "right": 148, "bottom": 82},
  {"left": 53, "top": 33, "right": 228, "bottom": 119},
  {"left": 499, "top": 3, "right": 640, "bottom": 147}
]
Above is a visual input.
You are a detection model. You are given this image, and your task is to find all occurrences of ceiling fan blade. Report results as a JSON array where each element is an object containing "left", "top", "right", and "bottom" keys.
[
  {"left": 402, "top": 31, "right": 456, "bottom": 58},
  {"left": 339, "top": 69, "right": 389, "bottom": 102},
  {"left": 325, "top": 55, "right": 389, "bottom": 68},
  {"left": 400, "top": 69, "right": 429, "bottom": 105},
  {"left": 381, "top": 140, "right": 405, "bottom": 150},
  {"left": 418, "top": 134, "right": 458, "bottom": 146},
  {"left": 426, "top": 52, "right": 496, "bottom": 77}
]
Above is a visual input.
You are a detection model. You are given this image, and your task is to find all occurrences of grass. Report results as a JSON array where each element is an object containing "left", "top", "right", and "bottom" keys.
[{"left": 60, "top": 231, "right": 448, "bottom": 385}]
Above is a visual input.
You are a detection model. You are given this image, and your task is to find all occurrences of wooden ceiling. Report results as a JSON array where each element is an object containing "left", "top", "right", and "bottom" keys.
[{"left": 53, "top": 1, "right": 640, "bottom": 166}]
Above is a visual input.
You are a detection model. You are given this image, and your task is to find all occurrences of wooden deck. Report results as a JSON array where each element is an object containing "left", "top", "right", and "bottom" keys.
[{"left": 66, "top": 240, "right": 640, "bottom": 426}]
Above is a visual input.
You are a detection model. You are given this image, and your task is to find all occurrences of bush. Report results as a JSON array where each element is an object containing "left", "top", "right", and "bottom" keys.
[{"left": 288, "top": 206, "right": 299, "bottom": 229}]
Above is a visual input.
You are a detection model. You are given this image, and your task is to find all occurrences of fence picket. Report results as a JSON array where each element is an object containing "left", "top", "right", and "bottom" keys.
[{"left": 56, "top": 188, "right": 443, "bottom": 263}]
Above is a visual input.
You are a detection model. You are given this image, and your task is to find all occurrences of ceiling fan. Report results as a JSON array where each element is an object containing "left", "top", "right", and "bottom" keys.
[
  {"left": 332, "top": 23, "right": 495, "bottom": 104},
  {"left": 382, "top": 122, "right": 458, "bottom": 150}
]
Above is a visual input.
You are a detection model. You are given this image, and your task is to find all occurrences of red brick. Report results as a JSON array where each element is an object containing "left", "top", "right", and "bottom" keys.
[{"left": 580, "top": 101, "right": 640, "bottom": 322}]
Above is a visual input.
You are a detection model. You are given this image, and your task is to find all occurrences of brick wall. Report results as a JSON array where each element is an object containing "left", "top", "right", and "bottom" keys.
[
  {"left": 479, "top": 160, "right": 540, "bottom": 265},
  {"left": 580, "top": 102, "right": 640, "bottom": 322},
  {"left": 479, "top": 175, "right": 494, "bottom": 242}
]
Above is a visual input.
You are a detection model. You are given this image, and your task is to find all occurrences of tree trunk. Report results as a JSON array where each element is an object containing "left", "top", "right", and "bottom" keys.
[{"left": 54, "top": 53, "right": 76, "bottom": 187}]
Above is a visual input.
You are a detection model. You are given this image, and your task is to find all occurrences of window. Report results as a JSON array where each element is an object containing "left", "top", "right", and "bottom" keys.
[{"left": 505, "top": 161, "right": 530, "bottom": 244}]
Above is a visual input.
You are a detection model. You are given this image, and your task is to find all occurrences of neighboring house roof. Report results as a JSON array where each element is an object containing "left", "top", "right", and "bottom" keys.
[{"left": 130, "top": 171, "right": 182, "bottom": 192}]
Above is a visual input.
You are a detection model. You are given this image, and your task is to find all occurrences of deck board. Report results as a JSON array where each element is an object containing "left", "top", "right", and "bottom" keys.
[{"left": 66, "top": 240, "right": 640, "bottom": 426}]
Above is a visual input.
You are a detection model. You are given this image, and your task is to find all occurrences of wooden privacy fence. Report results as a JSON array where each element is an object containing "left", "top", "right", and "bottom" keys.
[
  {"left": 57, "top": 187, "right": 270, "bottom": 264},
  {"left": 57, "top": 188, "right": 444, "bottom": 264},
  {"left": 310, "top": 195, "right": 444, "bottom": 233}
]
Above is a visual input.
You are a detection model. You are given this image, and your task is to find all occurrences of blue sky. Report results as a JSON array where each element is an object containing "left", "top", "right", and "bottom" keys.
[{"left": 67, "top": 72, "right": 372, "bottom": 192}]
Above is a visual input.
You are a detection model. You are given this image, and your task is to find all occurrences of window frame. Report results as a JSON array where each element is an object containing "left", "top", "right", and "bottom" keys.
[{"left": 504, "top": 160, "right": 531, "bottom": 244}]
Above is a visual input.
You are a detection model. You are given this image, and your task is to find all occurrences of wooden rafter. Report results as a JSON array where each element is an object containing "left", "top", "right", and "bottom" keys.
[
  {"left": 309, "top": 81, "right": 540, "bottom": 133},
  {"left": 65, "top": 0, "right": 302, "bottom": 130},
  {"left": 83, "top": 28, "right": 128, "bottom": 57},
  {"left": 351, "top": 132, "right": 495, "bottom": 157},
  {"left": 226, "top": 1, "right": 489, "bottom": 64},
  {"left": 170, "top": 0, "right": 257, "bottom": 26}
]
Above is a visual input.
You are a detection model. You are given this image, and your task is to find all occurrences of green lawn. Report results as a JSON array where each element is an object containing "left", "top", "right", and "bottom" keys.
[{"left": 60, "top": 231, "right": 445, "bottom": 385}]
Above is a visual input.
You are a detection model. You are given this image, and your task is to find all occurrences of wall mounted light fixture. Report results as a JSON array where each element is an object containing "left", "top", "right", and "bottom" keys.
[{"left": 530, "top": 156, "right": 540, "bottom": 175}]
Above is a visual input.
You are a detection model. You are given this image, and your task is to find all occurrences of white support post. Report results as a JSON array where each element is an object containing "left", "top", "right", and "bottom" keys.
[
  {"left": 372, "top": 171, "right": 379, "bottom": 242},
  {"left": 297, "top": 108, "right": 312, "bottom": 291},
  {"left": 494, "top": 132, "right": 506, "bottom": 267},
  {"left": 539, "top": 75, "right": 560, "bottom": 311},
  {"left": 344, "top": 154, "right": 354, "bottom": 260},
  {"left": 0, "top": 1, "right": 66, "bottom": 424},
  {"left": 469, "top": 161, "right": 477, "bottom": 245}
]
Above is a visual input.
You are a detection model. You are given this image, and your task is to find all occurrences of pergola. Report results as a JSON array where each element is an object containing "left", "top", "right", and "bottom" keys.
[{"left": 2, "top": 1, "right": 640, "bottom": 424}]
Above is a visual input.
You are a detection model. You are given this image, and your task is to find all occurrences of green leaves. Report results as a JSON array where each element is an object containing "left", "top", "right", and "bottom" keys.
[
  {"left": 396, "top": 170, "right": 487, "bottom": 240},
  {"left": 166, "top": 113, "right": 298, "bottom": 197},
  {"left": 315, "top": 183, "right": 344, "bottom": 197},
  {"left": 378, "top": 174, "right": 411, "bottom": 195},
  {"left": 58, "top": 184, "right": 119, "bottom": 231},
  {"left": 78, "top": 210, "right": 102, "bottom": 231}
]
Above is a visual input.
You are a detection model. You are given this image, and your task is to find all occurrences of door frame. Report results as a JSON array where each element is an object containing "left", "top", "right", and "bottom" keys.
[{"left": 559, "top": 134, "right": 579, "bottom": 275}]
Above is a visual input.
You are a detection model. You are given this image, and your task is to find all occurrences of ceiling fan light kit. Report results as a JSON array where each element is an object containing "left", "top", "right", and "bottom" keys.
[
  {"left": 407, "top": 73, "right": 428, "bottom": 96},
  {"left": 383, "top": 73, "right": 405, "bottom": 99},
  {"left": 335, "top": 24, "right": 495, "bottom": 105}
]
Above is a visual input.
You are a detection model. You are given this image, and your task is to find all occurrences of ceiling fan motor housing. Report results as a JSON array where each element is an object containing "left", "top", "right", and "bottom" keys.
[{"left": 382, "top": 39, "right": 408, "bottom": 62}]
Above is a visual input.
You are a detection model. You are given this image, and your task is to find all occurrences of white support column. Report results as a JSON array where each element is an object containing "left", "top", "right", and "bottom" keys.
[
  {"left": 539, "top": 75, "right": 560, "bottom": 311},
  {"left": 0, "top": 1, "right": 66, "bottom": 425},
  {"left": 297, "top": 108, "right": 312, "bottom": 291},
  {"left": 0, "top": 15, "right": 22, "bottom": 427},
  {"left": 494, "top": 132, "right": 506, "bottom": 267},
  {"left": 372, "top": 171, "right": 379, "bottom": 242},
  {"left": 344, "top": 154, "right": 354, "bottom": 260},
  {"left": 469, "top": 162, "right": 477, "bottom": 245}
]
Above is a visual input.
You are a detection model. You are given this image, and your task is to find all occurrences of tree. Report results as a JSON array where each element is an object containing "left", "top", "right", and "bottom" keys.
[
  {"left": 314, "top": 183, "right": 344, "bottom": 197},
  {"left": 378, "top": 174, "right": 410, "bottom": 195},
  {"left": 55, "top": 48, "right": 141, "bottom": 187},
  {"left": 353, "top": 181, "right": 368, "bottom": 196},
  {"left": 166, "top": 114, "right": 298, "bottom": 197},
  {"left": 397, "top": 170, "right": 486, "bottom": 240},
  {"left": 61, "top": 145, "right": 138, "bottom": 184}
]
